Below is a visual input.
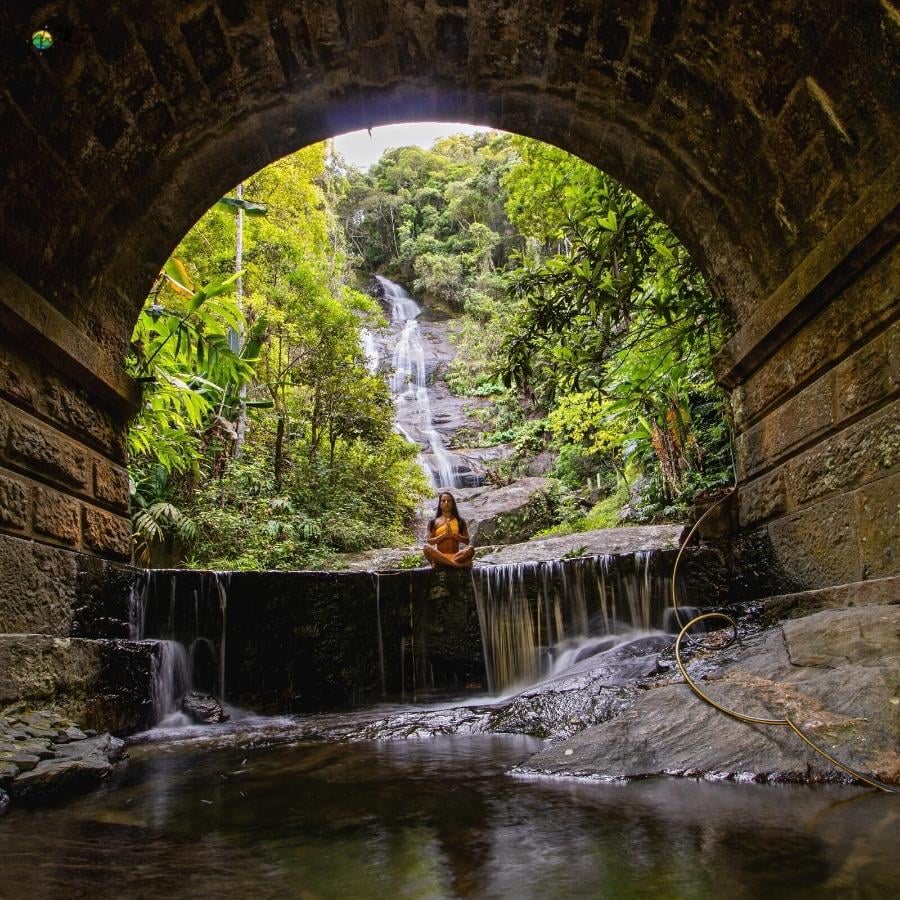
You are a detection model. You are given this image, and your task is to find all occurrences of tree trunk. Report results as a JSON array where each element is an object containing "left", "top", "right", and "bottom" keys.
[
  {"left": 274, "top": 415, "right": 285, "bottom": 491},
  {"left": 328, "top": 433, "right": 338, "bottom": 483},
  {"left": 232, "top": 182, "right": 248, "bottom": 459}
]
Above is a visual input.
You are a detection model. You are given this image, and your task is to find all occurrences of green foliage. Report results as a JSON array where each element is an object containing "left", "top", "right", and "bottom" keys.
[
  {"left": 128, "top": 143, "right": 429, "bottom": 568},
  {"left": 495, "top": 136, "right": 734, "bottom": 515},
  {"left": 129, "top": 128, "right": 736, "bottom": 566},
  {"left": 537, "top": 480, "right": 631, "bottom": 538},
  {"left": 337, "top": 133, "right": 517, "bottom": 299},
  {"left": 339, "top": 130, "right": 734, "bottom": 523}
]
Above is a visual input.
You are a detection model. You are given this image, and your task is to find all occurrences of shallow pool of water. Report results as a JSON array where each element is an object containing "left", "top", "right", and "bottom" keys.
[{"left": 1, "top": 720, "right": 897, "bottom": 899}]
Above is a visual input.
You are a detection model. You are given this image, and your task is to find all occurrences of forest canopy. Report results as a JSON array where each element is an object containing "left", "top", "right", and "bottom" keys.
[{"left": 127, "top": 132, "right": 734, "bottom": 568}]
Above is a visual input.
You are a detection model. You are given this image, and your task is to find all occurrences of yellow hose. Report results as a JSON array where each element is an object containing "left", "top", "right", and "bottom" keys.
[{"left": 670, "top": 492, "right": 895, "bottom": 794}]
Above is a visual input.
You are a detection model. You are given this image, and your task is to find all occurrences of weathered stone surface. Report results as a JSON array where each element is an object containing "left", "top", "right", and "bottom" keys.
[
  {"left": 737, "top": 469, "right": 786, "bottom": 528},
  {"left": 0, "top": 471, "right": 28, "bottom": 530},
  {"left": 32, "top": 485, "right": 81, "bottom": 546},
  {"left": 834, "top": 323, "right": 898, "bottom": 421},
  {"left": 92, "top": 457, "right": 130, "bottom": 510},
  {"left": 516, "top": 606, "right": 900, "bottom": 785},
  {"left": 4, "top": 406, "right": 89, "bottom": 489},
  {"left": 782, "top": 605, "right": 900, "bottom": 668},
  {"left": 786, "top": 400, "right": 899, "bottom": 508},
  {"left": 0, "top": 636, "right": 154, "bottom": 734},
  {"left": 855, "top": 472, "right": 900, "bottom": 580},
  {"left": 736, "top": 374, "right": 834, "bottom": 478},
  {"left": 730, "top": 246, "right": 900, "bottom": 427},
  {"left": 0, "top": 348, "right": 37, "bottom": 407},
  {"left": 762, "top": 575, "right": 900, "bottom": 622},
  {"left": 0, "top": 327, "right": 130, "bottom": 458},
  {"left": 768, "top": 493, "right": 861, "bottom": 589},
  {"left": 81, "top": 505, "right": 131, "bottom": 559},
  {"left": 0, "top": 533, "right": 77, "bottom": 635}
]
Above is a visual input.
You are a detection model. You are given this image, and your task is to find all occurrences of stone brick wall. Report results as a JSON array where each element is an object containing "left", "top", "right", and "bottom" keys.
[
  {"left": 0, "top": 265, "right": 138, "bottom": 637},
  {"left": 721, "top": 217, "right": 899, "bottom": 591},
  {"left": 0, "top": 341, "right": 132, "bottom": 562}
]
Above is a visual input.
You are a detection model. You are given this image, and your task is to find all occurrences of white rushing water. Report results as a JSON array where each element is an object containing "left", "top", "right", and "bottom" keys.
[
  {"left": 128, "top": 571, "right": 232, "bottom": 729},
  {"left": 375, "top": 275, "right": 462, "bottom": 490},
  {"left": 471, "top": 551, "right": 673, "bottom": 692}
]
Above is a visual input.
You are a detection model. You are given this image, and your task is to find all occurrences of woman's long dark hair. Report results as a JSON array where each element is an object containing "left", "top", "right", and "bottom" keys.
[{"left": 429, "top": 491, "right": 466, "bottom": 532}]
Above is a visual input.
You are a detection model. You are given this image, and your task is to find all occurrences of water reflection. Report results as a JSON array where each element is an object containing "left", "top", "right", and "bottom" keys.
[{"left": 1, "top": 731, "right": 896, "bottom": 899}]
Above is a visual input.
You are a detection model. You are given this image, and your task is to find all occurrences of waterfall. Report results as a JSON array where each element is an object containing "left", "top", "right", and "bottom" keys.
[
  {"left": 372, "top": 573, "right": 387, "bottom": 698},
  {"left": 129, "top": 570, "right": 230, "bottom": 726},
  {"left": 149, "top": 640, "right": 193, "bottom": 725},
  {"left": 214, "top": 572, "right": 229, "bottom": 702},
  {"left": 375, "top": 275, "right": 463, "bottom": 489},
  {"left": 130, "top": 573, "right": 191, "bottom": 725},
  {"left": 128, "top": 573, "right": 149, "bottom": 641},
  {"left": 471, "top": 552, "right": 674, "bottom": 692}
]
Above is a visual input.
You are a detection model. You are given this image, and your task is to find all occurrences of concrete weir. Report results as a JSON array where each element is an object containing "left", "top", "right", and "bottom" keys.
[{"left": 0, "top": 530, "right": 728, "bottom": 732}]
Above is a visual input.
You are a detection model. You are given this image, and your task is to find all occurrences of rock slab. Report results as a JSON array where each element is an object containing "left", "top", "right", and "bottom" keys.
[{"left": 517, "top": 604, "right": 900, "bottom": 785}]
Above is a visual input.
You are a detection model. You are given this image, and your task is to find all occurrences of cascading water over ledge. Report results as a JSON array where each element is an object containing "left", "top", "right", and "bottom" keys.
[
  {"left": 128, "top": 570, "right": 231, "bottom": 726},
  {"left": 116, "top": 543, "right": 725, "bottom": 721},
  {"left": 470, "top": 551, "right": 691, "bottom": 692}
]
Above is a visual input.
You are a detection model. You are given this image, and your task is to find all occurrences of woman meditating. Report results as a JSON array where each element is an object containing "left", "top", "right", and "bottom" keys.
[{"left": 423, "top": 492, "right": 475, "bottom": 569}]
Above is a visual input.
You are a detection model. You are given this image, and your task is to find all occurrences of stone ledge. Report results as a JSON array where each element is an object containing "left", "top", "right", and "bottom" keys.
[
  {"left": 715, "top": 155, "right": 900, "bottom": 389},
  {"left": 731, "top": 249, "right": 900, "bottom": 431},
  {"left": 0, "top": 265, "right": 140, "bottom": 418},
  {"left": 761, "top": 575, "right": 899, "bottom": 623},
  {"left": 734, "top": 320, "right": 899, "bottom": 475},
  {"left": 0, "top": 635, "right": 153, "bottom": 734}
]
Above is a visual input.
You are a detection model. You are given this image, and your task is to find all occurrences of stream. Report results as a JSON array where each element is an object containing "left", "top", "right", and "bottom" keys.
[{"left": 1, "top": 718, "right": 896, "bottom": 898}]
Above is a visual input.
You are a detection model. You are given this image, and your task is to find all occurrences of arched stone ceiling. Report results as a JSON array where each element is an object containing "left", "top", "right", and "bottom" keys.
[{"left": 0, "top": 1, "right": 897, "bottom": 359}]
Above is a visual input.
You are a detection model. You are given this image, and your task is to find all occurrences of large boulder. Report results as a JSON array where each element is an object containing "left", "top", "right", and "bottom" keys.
[
  {"left": 516, "top": 604, "right": 900, "bottom": 785},
  {"left": 479, "top": 524, "right": 688, "bottom": 565},
  {"left": 455, "top": 477, "right": 556, "bottom": 545}
]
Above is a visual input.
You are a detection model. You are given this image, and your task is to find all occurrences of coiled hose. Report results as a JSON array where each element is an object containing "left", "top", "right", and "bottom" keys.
[{"left": 670, "top": 492, "right": 895, "bottom": 794}]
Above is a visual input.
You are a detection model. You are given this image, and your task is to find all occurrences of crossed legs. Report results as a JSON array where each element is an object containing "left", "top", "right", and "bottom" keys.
[{"left": 423, "top": 544, "right": 475, "bottom": 569}]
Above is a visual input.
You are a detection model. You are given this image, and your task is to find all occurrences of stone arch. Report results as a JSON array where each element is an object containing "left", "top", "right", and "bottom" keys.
[{"left": 0, "top": 1, "right": 897, "bottom": 618}]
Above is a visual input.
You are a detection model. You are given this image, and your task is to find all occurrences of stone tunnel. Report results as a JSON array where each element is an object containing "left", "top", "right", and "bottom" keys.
[{"left": 0, "top": 1, "right": 897, "bottom": 726}]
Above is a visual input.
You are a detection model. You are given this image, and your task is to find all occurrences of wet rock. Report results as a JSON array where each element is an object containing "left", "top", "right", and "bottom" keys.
[
  {"left": 0, "top": 708, "right": 126, "bottom": 806},
  {"left": 479, "top": 524, "right": 687, "bottom": 564},
  {"left": 62, "top": 725, "right": 88, "bottom": 742},
  {"left": 345, "top": 635, "right": 673, "bottom": 742},
  {"left": 516, "top": 604, "right": 900, "bottom": 786},
  {"left": 9, "top": 733, "right": 125, "bottom": 804},
  {"left": 0, "top": 788, "right": 8, "bottom": 814},
  {"left": 0, "top": 752, "right": 40, "bottom": 772},
  {"left": 457, "top": 477, "right": 555, "bottom": 545},
  {"left": 0, "top": 635, "right": 156, "bottom": 734},
  {"left": 181, "top": 691, "right": 230, "bottom": 724}
]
